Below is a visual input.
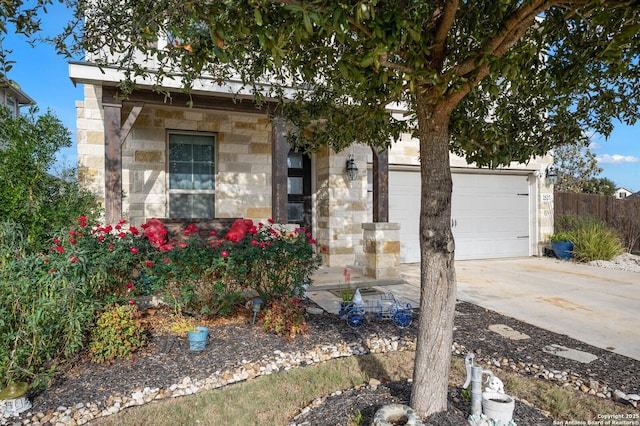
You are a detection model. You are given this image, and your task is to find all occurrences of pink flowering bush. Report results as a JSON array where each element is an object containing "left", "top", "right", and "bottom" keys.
[
  {"left": 47, "top": 216, "right": 157, "bottom": 302},
  {"left": 0, "top": 216, "right": 321, "bottom": 389},
  {"left": 222, "top": 221, "right": 321, "bottom": 300},
  {"left": 148, "top": 219, "right": 321, "bottom": 316}
]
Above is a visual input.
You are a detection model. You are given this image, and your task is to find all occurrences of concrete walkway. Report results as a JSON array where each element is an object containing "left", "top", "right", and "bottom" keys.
[{"left": 308, "top": 257, "right": 640, "bottom": 361}]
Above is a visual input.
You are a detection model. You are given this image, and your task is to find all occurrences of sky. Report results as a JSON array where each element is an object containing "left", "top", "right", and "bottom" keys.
[{"left": 3, "top": 5, "right": 639, "bottom": 192}]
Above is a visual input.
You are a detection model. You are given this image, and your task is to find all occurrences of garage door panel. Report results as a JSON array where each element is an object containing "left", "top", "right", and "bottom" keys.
[
  {"left": 390, "top": 171, "right": 530, "bottom": 262},
  {"left": 389, "top": 171, "right": 421, "bottom": 263}
]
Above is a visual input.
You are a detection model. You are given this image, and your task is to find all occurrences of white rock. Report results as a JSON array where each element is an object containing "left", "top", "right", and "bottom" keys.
[{"left": 614, "top": 389, "right": 627, "bottom": 401}]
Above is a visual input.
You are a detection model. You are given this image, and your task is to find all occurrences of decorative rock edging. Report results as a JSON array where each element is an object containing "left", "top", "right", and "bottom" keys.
[
  {"left": 2, "top": 337, "right": 637, "bottom": 425},
  {"left": 1, "top": 336, "right": 416, "bottom": 425}
]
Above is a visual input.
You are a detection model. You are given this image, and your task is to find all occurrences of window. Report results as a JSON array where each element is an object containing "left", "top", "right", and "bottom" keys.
[
  {"left": 286, "top": 150, "right": 311, "bottom": 229},
  {"left": 6, "top": 96, "right": 16, "bottom": 118},
  {"left": 168, "top": 133, "right": 216, "bottom": 218}
]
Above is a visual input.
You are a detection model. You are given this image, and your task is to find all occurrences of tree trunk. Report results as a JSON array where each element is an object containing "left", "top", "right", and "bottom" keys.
[{"left": 409, "top": 93, "right": 457, "bottom": 417}]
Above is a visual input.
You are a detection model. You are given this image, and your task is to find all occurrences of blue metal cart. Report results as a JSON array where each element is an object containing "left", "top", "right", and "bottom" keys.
[{"left": 338, "top": 292, "right": 413, "bottom": 329}]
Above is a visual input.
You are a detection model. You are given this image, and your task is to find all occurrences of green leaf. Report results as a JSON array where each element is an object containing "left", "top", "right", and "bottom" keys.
[
  {"left": 359, "top": 54, "right": 374, "bottom": 68},
  {"left": 254, "top": 8, "right": 263, "bottom": 26},
  {"left": 303, "top": 12, "right": 313, "bottom": 34},
  {"left": 283, "top": 5, "right": 304, "bottom": 13}
]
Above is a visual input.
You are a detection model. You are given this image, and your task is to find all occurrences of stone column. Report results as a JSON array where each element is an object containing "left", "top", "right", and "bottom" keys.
[
  {"left": 315, "top": 147, "right": 368, "bottom": 267},
  {"left": 362, "top": 222, "right": 401, "bottom": 279}
]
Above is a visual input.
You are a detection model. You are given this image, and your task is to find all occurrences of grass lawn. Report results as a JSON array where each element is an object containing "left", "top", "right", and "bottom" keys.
[{"left": 92, "top": 351, "right": 624, "bottom": 425}]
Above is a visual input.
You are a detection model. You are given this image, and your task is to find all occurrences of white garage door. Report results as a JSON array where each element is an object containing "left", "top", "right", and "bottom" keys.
[{"left": 389, "top": 170, "right": 531, "bottom": 262}]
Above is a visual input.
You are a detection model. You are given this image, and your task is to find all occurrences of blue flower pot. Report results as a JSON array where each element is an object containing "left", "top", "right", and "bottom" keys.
[
  {"left": 551, "top": 241, "right": 574, "bottom": 259},
  {"left": 188, "top": 327, "right": 208, "bottom": 351}
]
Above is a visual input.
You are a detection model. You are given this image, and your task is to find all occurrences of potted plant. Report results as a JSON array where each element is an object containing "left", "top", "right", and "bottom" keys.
[
  {"left": 169, "top": 314, "right": 209, "bottom": 351},
  {"left": 338, "top": 279, "right": 355, "bottom": 318},
  {"left": 550, "top": 231, "right": 574, "bottom": 259},
  {"left": 0, "top": 381, "right": 32, "bottom": 416},
  {"left": 1, "top": 352, "right": 32, "bottom": 416}
]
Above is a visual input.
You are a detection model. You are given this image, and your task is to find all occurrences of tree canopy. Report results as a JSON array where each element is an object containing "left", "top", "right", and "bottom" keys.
[
  {"left": 554, "top": 142, "right": 603, "bottom": 192},
  {"left": 2, "top": 0, "right": 639, "bottom": 418},
  {"left": 0, "top": 106, "right": 100, "bottom": 253},
  {"left": 554, "top": 142, "right": 619, "bottom": 195}
]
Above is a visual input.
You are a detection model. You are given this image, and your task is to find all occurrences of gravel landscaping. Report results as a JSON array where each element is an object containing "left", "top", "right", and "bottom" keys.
[{"left": 1, "top": 295, "right": 638, "bottom": 425}]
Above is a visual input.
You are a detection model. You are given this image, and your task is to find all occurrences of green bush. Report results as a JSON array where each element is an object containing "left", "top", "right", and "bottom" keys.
[
  {"left": 0, "top": 223, "right": 97, "bottom": 390},
  {"left": 565, "top": 218, "right": 623, "bottom": 262},
  {"left": 261, "top": 297, "right": 309, "bottom": 340},
  {"left": 0, "top": 107, "right": 101, "bottom": 254},
  {"left": 88, "top": 304, "right": 146, "bottom": 364}
]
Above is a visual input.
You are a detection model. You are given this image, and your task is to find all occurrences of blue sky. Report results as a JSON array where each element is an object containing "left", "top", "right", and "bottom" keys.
[{"left": 3, "top": 5, "right": 639, "bottom": 192}]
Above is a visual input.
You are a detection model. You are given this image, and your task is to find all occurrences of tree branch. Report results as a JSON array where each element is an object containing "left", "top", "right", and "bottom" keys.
[
  {"left": 451, "top": 0, "right": 554, "bottom": 79},
  {"left": 432, "top": 0, "right": 459, "bottom": 66},
  {"left": 379, "top": 52, "right": 414, "bottom": 74}
]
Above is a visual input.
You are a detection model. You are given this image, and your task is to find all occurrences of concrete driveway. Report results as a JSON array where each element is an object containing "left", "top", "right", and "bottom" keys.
[{"left": 413, "top": 257, "right": 640, "bottom": 361}]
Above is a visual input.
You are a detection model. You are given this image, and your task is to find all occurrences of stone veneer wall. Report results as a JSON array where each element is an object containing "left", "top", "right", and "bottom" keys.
[
  {"left": 315, "top": 146, "right": 369, "bottom": 267},
  {"left": 76, "top": 84, "right": 272, "bottom": 227}
]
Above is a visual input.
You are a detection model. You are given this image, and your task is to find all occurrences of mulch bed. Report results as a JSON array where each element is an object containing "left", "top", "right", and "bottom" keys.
[{"left": 23, "top": 300, "right": 640, "bottom": 425}]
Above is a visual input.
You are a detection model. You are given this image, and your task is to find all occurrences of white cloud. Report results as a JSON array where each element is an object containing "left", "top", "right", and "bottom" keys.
[
  {"left": 589, "top": 141, "right": 602, "bottom": 150},
  {"left": 597, "top": 154, "right": 640, "bottom": 164}
]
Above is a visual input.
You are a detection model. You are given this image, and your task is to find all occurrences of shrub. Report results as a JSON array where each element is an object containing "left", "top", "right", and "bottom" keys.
[
  {"left": 550, "top": 231, "right": 573, "bottom": 242},
  {"left": 147, "top": 225, "right": 244, "bottom": 315},
  {"left": 88, "top": 304, "right": 146, "bottom": 364},
  {"left": 150, "top": 220, "right": 321, "bottom": 316},
  {"left": 261, "top": 297, "right": 309, "bottom": 340},
  {"left": 0, "top": 225, "right": 97, "bottom": 389},
  {"left": 0, "top": 217, "right": 152, "bottom": 388},
  {"left": 569, "top": 219, "right": 623, "bottom": 262},
  {"left": 0, "top": 107, "right": 101, "bottom": 254},
  {"left": 224, "top": 222, "right": 321, "bottom": 300},
  {"left": 48, "top": 216, "right": 158, "bottom": 303}
]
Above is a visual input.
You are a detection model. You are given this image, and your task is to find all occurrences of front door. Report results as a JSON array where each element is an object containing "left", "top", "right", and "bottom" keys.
[{"left": 287, "top": 150, "right": 312, "bottom": 231}]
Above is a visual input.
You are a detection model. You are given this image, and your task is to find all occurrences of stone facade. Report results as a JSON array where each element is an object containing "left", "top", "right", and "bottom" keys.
[
  {"left": 75, "top": 83, "right": 554, "bottom": 267},
  {"left": 77, "top": 84, "right": 272, "bottom": 226},
  {"left": 315, "top": 146, "right": 369, "bottom": 267}
]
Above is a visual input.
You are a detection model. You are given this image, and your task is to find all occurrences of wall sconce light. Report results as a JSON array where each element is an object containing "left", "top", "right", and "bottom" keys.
[
  {"left": 345, "top": 154, "right": 358, "bottom": 181},
  {"left": 545, "top": 166, "right": 558, "bottom": 186}
]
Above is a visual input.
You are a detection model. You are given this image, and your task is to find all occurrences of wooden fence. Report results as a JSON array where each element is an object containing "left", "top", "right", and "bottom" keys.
[{"left": 554, "top": 192, "right": 640, "bottom": 252}]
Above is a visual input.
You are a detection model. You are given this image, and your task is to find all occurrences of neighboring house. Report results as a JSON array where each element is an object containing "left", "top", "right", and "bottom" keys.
[
  {"left": 69, "top": 59, "right": 554, "bottom": 270},
  {"left": 614, "top": 187, "right": 633, "bottom": 199},
  {"left": 0, "top": 75, "right": 35, "bottom": 117},
  {"left": 628, "top": 191, "right": 640, "bottom": 200}
]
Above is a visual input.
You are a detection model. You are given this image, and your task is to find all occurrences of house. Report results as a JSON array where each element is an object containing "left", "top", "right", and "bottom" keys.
[
  {"left": 628, "top": 191, "right": 640, "bottom": 200},
  {"left": 0, "top": 75, "right": 35, "bottom": 117},
  {"left": 68, "top": 61, "right": 554, "bottom": 274},
  {"left": 614, "top": 187, "right": 633, "bottom": 199}
]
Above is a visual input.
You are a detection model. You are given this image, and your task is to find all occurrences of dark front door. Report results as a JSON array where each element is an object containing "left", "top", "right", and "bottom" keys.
[{"left": 287, "top": 150, "right": 312, "bottom": 231}]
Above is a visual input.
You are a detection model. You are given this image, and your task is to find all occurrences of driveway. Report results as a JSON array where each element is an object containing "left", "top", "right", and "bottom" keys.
[{"left": 408, "top": 257, "right": 640, "bottom": 361}]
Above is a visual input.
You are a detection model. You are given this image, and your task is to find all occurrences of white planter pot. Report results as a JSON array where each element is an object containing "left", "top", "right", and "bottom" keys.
[{"left": 482, "top": 391, "right": 515, "bottom": 423}]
